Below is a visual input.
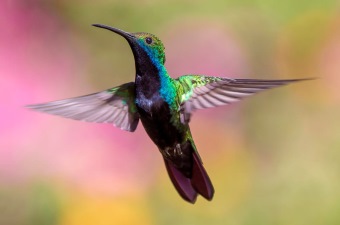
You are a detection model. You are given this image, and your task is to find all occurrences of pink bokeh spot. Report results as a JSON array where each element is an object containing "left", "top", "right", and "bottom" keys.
[
  {"left": 164, "top": 20, "right": 249, "bottom": 78},
  {"left": 319, "top": 25, "right": 340, "bottom": 102}
]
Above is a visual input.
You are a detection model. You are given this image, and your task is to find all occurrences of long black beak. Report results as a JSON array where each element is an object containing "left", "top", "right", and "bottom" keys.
[{"left": 92, "top": 24, "right": 135, "bottom": 41}]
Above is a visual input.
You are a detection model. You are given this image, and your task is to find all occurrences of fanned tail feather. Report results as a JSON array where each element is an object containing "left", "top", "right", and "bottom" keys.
[
  {"left": 164, "top": 159, "right": 198, "bottom": 203},
  {"left": 164, "top": 151, "right": 214, "bottom": 203},
  {"left": 191, "top": 151, "right": 214, "bottom": 200}
]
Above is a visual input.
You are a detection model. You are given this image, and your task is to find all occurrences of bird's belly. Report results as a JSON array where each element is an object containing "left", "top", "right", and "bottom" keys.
[
  {"left": 136, "top": 100, "right": 184, "bottom": 150},
  {"left": 136, "top": 97, "right": 194, "bottom": 175}
]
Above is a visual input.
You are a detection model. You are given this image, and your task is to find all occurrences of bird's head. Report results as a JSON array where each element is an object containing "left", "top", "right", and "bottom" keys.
[{"left": 93, "top": 24, "right": 166, "bottom": 71}]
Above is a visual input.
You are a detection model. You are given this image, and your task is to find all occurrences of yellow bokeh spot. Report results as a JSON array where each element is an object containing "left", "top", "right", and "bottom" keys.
[{"left": 60, "top": 194, "right": 153, "bottom": 225}]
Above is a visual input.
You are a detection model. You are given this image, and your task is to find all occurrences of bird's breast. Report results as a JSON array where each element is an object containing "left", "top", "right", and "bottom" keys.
[
  {"left": 135, "top": 93, "right": 163, "bottom": 114},
  {"left": 136, "top": 93, "right": 184, "bottom": 147}
]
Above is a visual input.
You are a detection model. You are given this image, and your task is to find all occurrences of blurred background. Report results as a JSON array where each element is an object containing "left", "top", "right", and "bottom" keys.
[{"left": 1, "top": 0, "right": 340, "bottom": 224}]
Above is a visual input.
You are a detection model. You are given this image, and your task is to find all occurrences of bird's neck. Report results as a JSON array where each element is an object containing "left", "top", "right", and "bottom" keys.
[
  {"left": 156, "top": 64, "right": 177, "bottom": 107},
  {"left": 135, "top": 59, "right": 176, "bottom": 107}
]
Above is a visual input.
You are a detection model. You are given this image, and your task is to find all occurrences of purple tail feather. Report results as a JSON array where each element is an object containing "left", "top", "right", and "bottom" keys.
[{"left": 164, "top": 151, "right": 214, "bottom": 203}]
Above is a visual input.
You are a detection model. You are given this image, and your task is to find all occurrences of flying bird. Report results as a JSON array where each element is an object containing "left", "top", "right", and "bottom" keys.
[{"left": 27, "top": 24, "right": 311, "bottom": 203}]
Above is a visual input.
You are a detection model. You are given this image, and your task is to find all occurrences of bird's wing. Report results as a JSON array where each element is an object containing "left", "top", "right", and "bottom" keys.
[
  {"left": 176, "top": 75, "right": 310, "bottom": 124},
  {"left": 27, "top": 82, "right": 139, "bottom": 132}
]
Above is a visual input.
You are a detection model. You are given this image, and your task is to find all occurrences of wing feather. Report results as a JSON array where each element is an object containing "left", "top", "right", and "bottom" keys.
[
  {"left": 27, "top": 82, "right": 139, "bottom": 132},
  {"left": 176, "top": 75, "right": 311, "bottom": 124}
]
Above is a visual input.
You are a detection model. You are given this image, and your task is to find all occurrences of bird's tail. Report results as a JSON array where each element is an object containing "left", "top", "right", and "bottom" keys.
[{"left": 163, "top": 150, "right": 214, "bottom": 203}]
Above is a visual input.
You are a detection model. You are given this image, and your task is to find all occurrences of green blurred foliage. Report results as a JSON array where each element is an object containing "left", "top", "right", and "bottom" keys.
[{"left": 0, "top": 184, "right": 61, "bottom": 225}]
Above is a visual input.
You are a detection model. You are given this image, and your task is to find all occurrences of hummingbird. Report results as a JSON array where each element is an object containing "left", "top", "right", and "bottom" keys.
[{"left": 27, "top": 24, "right": 311, "bottom": 203}]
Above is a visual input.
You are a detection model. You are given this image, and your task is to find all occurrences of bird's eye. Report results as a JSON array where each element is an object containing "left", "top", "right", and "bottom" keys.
[{"left": 145, "top": 37, "right": 153, "bottom": 44}]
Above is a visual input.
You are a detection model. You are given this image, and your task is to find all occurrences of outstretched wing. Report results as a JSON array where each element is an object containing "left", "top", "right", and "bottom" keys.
[
  {"left": 27, "top": 82, "right": 139, "bottom": 132},
  {"left": 176, "top": 75, "right": 310, "bottom": 123}
]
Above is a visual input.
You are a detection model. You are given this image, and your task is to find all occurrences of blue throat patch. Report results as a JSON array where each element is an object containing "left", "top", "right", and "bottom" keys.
[{"left": 137, "top": 40, "right": 176, "bottom": 107}]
